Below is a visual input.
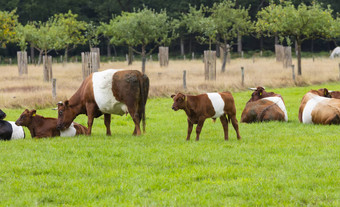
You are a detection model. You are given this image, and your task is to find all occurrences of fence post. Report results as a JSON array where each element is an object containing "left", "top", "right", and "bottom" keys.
[
  {"left": 192, "top": 52, "right": 194, "bottom": 60},
  {"left": 52, "top": 78, "right": 57, "bottom": 99},
  {"left": 292, "top": 65, "right": 296, "bottom": 82},
  {"left": 241, "top": 67, "right": 244, "bottom": 86},
  {"left": 43, "top": 55, "right": 52, "bottom": 82},
  {"left": 159, "top": 46, "right": 169, "bottom": 67},
  {"left": 204, "top": 50, "right": 216, "bottom": 81},
  {"left": 90, "top": 47, "right": 100, "bottom": 69},
  {"left": 183, "top": 70, "right": 187, "bottom": 90}
]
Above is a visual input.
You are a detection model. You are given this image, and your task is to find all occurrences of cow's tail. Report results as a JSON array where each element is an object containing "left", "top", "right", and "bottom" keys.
[{"left": 138, "top": 73, "right": 149, "bottom": 133}]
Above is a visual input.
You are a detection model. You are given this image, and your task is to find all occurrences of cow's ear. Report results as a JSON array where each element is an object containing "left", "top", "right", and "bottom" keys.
[
  {"left": 31, "top": 109, "right": 37, "bottom": 117},
  {"left": 64, "top": 100, "right": 69, "bottom": 107},
  {"left": 324, "top": 88, "right": 329, "bottom": 96},
  {"left": 171, "top": 94, "right": 175, "bottom": 98}
]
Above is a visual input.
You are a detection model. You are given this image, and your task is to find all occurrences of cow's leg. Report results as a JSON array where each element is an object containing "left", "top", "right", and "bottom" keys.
[
  {"left": 104, "top": 114, "right": 111, "bottom": 136},
  {"left": 220, "top": 115, "right": 229, "bottom": 140},
  {"left": 195, "top": 118, "right": 206, "bottom": 141},
  {"left": 86, "top": 103, "right": 97, "bottom": 135},
  {"left": 128, "top": 107, "right": 141, "bottom": 136},
  {"left": 186, "top": 119, "right": 193, "bottom": 141},
  {"left": 230, "top": 115, "right": 241, "bottom": 140}
]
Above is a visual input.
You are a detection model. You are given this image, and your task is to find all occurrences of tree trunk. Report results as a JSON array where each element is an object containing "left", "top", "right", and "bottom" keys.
[
  {"left": 128, "top": 46, "right": 133, "bottom": 65},
  {"left": 297, "top": 41, "right": 302, "bottom": 75},
  {"left": 38, "top": 50, "right": 43, "bottom": 65},
  {"left": 260, "top": 37, "right": 263, "bottom": 51},
  {"left": 237, "top": 33, "right": 242, "bottom": 55},
  {"left": 180, "top": 36, "right": 184, "bottom": 56},
  {"left": 221, "top": 46, "right": 227, "bottom": 73},
  {"left": 30, "top": 43, "right": 35, "bottom": 64},
  {"left": 113, "top": 45, "right": 117, "bottom": 57},
  {"left": 189, "top": 35, "right": 192, "bottom": 54},
  {"left": 107, "top": 38, "right": 111, "bottom": 57},
  {"left": 64, "top": 46, "right": 68, "bottom": 63},
  {"left": 141, "top": 46, "right": 146, "bottom": 74}
]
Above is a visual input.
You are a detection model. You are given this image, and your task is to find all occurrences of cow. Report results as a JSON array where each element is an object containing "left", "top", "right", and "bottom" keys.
[
  {"left": 15, "top": 109, "right": 88, "bottom": 138},
  {"left": 241, "top": 86, "right": 288, "bottom": 123},
  {"left": 330, "top": 47, "right": 340, "bottom": 59},
  {"left": 0, "top": 109, "right": 25, "bottom": 140},
  {"left": 171, "top": 92, "right": 241, "bottom": 141},
  {"left": 56, "top": 69, "right": 149, "bottom": 136},
  {"left": 299, "top": 90, "right": 340, "bottom": 124},
  {"left": 317, "top": 88, "right": 340, "bottom": 99}
]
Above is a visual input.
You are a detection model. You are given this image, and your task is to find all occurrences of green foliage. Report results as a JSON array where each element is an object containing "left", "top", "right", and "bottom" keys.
[
  {"left": 0, "top": 9, "right": 18, "bottom": 47},
  {"left": 1, "top": 83, "right": 340, "bottom": 205},
  {"left": 53, "top": 10, "right": 87, "bottom": 50},
  {"left": 85, "top": 21, "right": 101, "bottom": 48}
]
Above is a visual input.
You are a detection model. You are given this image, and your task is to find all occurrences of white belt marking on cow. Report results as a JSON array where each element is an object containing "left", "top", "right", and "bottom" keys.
[
  {"left": 9, "top": 121, "right": 25, "bottom": 140},
  {"left": 207, "top": 93, "right": 225, "bottom": 118},
  {"left": 60, "top": 122, "right": 76, "bottom": 137},
  {"left": 92, "top": 69, "right": 128, "bottom": 115},
  {"left": 302, "top": 95, "right": 329, "bottom": 124},
  {"left": 263, "top": 97, "right": 288, "bottom": 121}
]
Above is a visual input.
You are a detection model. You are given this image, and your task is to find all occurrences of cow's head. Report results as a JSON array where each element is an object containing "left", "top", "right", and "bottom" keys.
[
  {"left": 248, "top": 86, "right": 266, "bottom": 102},
  {"left": 0, "top": 109, "right": 6, "bottom": 120},
  {"left": 317, "top": 88, "right": 331, "bottom": 98},
  {"left": 171, "top": 93, "right": 187, "bottom": 111},
  {"left": 56, "top": 100, "right": 76, "bottom": 130},
  {"left": 15, "top": 109, "right": 36, "bottom": 127}
]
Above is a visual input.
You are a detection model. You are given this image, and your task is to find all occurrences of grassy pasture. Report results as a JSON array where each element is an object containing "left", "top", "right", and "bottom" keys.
[{"left": 1, "top": 83, "right": 340, "bottom": 206}]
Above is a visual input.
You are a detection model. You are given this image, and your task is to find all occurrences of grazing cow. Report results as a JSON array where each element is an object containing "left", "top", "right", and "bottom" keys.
[
  {"left": 241, "top": 86, "right": 288, "bottom": 123},
  {"left": 299, "top": 90, "right": 340, "bottom": 124},
  {"left": 330, "top": 47, "right": 340, "bottom": 59},
  {"left": 56, "top": 69, "right": 149, "bottom": 136},
  {"left": 171, "top": 92, "right": 241, "bottom": 141},
  {"left": 15, "top": 109, "right": 87, "bottom": 138},
  {"left": 317, "top": 88, "right": 340, "bottom": 99},
  {"left": 0, "top": 109, "right": 25, "bottom": 140}
]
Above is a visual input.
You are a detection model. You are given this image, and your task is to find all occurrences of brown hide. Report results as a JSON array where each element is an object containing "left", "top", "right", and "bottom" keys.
[
  {"left": 242, "top": 87, "right": 285, "bottom": 123},
  {"left": 299, "top": 90, "right": 340, "bottom": 124},
  {"left": 317, "top": 88, "right": 340, "bottom": 99},
  {"left": 171, "top": 92, "right": 241, "bottom": 141},
  {"left": 15, "top": 109, "right": 87, "bottom": 138},
  {"left": 241, "top": 99, "right": 285, "bottom": 123},
  {"left": 57, "top": 69, "right": 149, "bottom": 136}
]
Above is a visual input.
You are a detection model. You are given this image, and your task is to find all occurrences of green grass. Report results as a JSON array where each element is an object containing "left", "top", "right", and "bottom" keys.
[{"left": 1, "top": 83, "right": 340, "bottom": 206}]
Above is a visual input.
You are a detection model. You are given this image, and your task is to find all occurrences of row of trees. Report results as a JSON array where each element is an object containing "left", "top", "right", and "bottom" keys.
[{"left": 0, "top": 0, "right": 340, "bottom": 74}]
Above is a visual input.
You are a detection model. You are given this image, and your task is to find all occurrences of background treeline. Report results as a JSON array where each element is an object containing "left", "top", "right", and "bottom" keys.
[{"left": 0, "top": 0, "right": 340, "bottom": 58}]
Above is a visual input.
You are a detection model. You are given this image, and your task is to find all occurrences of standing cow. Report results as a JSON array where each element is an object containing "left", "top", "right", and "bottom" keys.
[
  {"left": 299, "top": 89, "right": 340, "bottom": 124},
  {"left": 241, "top": 86, "right": 288, "bottom": 123},
  {"left": 171, "top": 92, "right": 241, "bottom": 141},
  {"left": 0, "top": 109, "right": 25, "bottom": 140},
  {"left": 57, "top": 69, "right": 149, "bottom": 136}
]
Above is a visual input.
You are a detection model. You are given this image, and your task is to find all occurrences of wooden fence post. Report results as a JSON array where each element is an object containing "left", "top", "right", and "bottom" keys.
[
  {"left": 241, "top": 67, "right": 244, "bottom": 86},
  {"left": 82, "top": 52, "right": 99, "bottom": 80},
  {"left": 43, "top": 55, "right": 53, "bottom": 82},
  {"left": 17, "top": 51, "right": 28, "bottom": 76},
  {"left": 192, "top": 52, "right": 194, "bottom": 60},
  {"left": 183, "top": 70, "right": 187, "bottom": 90},
  {"left": 90, "top": 47, "right": 100, "bottom": 69},
  {"left": 204, "top": 50, "right": 216, "bottom": 81},
  {"left": 275, "top": 44, "right": 284, "bottom": 62},
  {"left": 283, "top": 46, "right": 292, "bottom": 68},
  {"left": 52, "top": 78, "right": 57, "bottom": 99},
  {"left": 159, "top": 46, "right": 169, "bottom": 67}
]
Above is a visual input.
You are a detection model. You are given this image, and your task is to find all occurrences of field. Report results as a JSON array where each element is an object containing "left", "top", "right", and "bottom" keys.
[
  {"left": 0, "top": 58, "right": 340, "bottom": 206},
  {"left": 1, "top": 83, "right": 340, "bottom": 206}
]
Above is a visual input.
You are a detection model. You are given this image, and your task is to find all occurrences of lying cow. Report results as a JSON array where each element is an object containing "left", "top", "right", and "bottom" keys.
[
  {"left": 299, "top": 90, "right": 340, "bottom": 124},
  {"left": 16, "top": 109, "right": 87, "bottom": 138},
  {"left": 241, "top": 86, "right": 288, "bottom": 123},
  {"left": 317, "top": 88, "right": 340, "bottom": 99},
  {"left": 57, "top": 69, "right": 149, "bottom": 136},
  {"left": 0, "top": 109, "right": 25, "bottom": 140},
  {"left": 171, "top": 92, "right": 241, "bottom": 141}
]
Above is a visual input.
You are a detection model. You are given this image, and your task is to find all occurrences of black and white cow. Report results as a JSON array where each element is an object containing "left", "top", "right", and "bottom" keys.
[{"left": 0, "top": 109, "right": 25, "bottom": 140}]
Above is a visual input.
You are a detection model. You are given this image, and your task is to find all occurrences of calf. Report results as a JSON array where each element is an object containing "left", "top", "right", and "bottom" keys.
[
  {"left": 241, "top": 86, "right": 288, "bottom": 123},
  {"left": 317, "top": 88, "right": 340, "bottom": 99},
  {"left": 299, "top": 90, "right": 340, "bottom": 124},
  {"left": 15, "top": 109, "right": 87, "bottom": 138},
  {"left": 0, "top": 109, "right": 25, "bottom": 140},
  {"left": 171, "top": 92, "right": 241, "bottom": 141}
]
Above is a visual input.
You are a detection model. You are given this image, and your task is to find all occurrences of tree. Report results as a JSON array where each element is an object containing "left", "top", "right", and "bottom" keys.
[
  {"left": 53, "top": 10, "right": 87, "bottom": 62},
  {"left": 256, "top": 1, "right": 339, "bottom": 75},
  {"left": 104, "top": 7, "right": 176, "bottom": 73},
  {"left": 0, "top": 9, "right": 18, "bottom": 47},
  {"left": 84, "top": 21, "right": 101, "bottom": 49}
]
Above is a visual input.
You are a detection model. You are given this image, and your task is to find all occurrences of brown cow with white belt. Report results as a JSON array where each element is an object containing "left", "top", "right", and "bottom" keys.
[
  {"left": 16, "top": 109, "right": 88, "bottom": 138},
  {"left": 299, "top": 89, "right": 340, "bottom": 124},
  {"left": 241, "top": 86, "right": 288, "bottom": 123},
  {"left": 171, "top": 92, "right": 241, "bottom": 141}
]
